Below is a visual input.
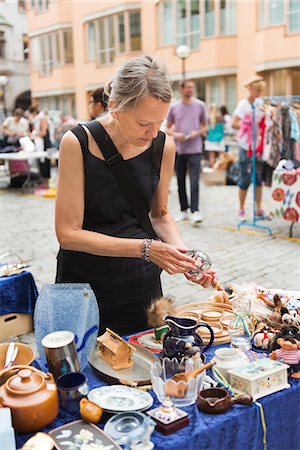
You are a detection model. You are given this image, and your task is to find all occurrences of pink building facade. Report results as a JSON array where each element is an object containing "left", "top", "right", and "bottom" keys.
[{"left": 27, "top": 0, "right": 300, "bottom": 119}]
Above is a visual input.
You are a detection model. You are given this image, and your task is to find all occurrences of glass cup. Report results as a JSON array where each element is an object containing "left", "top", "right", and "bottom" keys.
[{"left": 184, "top": 250, "right": 212, "bottom": 278}]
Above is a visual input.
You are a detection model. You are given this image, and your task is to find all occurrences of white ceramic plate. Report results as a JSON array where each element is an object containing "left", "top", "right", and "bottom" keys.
[{"left": 88, "top": 385, "right": 153, "bottom": 413}]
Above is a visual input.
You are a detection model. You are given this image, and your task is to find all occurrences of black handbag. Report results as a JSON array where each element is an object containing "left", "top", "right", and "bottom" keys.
[{"left": 82, "top": 120, "right": 164, "bottom": 239}]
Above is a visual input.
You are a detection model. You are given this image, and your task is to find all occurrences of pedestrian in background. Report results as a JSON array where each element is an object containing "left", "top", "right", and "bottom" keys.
[
  {"left": 55, "top": 56, "right": 214, "bottom": 335},
  {"left": 88, "top": 87, "right": 108, "bottom": 120},
  {"left": 2, "top": 108, "right": 28, "bottom": 147},
  {"left": 205, "top": 103, "right": 225, "bottom": 168},
  {"left": 232, "top": 76, "right": 266, "bottom": 222},
  {"left": 220, "top": 105, "right": 234, "bottom": 152},
  {"left": 166, "top": 79, "right": 208, "bottom": 225},
  {"left": 28, "top": 105, "right": 52, "bottom": 187}
]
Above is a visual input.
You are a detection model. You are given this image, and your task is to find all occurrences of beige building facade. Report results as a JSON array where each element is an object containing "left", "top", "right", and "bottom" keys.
[{"left": 27, "top": 0, "right": 300, "bottom": 120}]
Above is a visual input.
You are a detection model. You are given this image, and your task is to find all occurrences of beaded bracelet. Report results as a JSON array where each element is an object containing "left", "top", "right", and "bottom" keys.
[{"left": 141, "top": 238, "right": 153, "bottom": 262}]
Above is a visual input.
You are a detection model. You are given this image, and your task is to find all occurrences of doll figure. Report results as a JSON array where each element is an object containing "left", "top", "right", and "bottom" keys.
[{"left": 270, "top": 326, "right": 300, "bottom": 378}]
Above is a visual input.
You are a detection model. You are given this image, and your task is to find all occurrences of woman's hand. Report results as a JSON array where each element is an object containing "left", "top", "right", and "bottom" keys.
[
  {"left": 184, "top": 269, "right": 216, "bottom": 288},
  {"left": 149, "top": 241, "right": 198, "bottom": 275}
]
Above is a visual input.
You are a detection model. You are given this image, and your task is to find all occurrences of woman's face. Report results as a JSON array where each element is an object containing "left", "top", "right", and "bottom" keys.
[{"left": 113, "top": 96, "right": 169, "bottom": 147}]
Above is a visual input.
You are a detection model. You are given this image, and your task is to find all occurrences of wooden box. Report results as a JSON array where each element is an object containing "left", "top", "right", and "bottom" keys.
[
  {"left": 228, "top": 358, "right": 290, "bottom": 401},
  {"left": 0, "top": 313, "right": 33, "bottom": 341}
]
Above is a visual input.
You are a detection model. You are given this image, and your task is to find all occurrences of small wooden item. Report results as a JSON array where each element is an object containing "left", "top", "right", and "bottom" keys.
[
  {"left": 97, "top": 328, "right": 135, "bottom": 371},
  {"left": 147, "top": 398, "right": 189, "bottom": 435}
]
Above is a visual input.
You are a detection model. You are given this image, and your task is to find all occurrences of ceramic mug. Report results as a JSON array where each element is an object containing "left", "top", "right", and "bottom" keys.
[
  {"left": 213, "top": 347, "right": 247, "bottom": 381},
  {"left": 56, "top": 372, "right": 88, "bottom": 413}
]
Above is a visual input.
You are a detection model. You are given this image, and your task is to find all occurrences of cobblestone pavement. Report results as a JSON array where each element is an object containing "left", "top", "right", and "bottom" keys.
[{"left": 1, "top": 175, "right": 299, "bottom": 349}]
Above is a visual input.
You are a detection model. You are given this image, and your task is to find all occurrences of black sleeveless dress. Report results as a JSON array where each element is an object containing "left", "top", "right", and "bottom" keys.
[{"left": 56, "top": 122, "right": 165, "bottom": 335}]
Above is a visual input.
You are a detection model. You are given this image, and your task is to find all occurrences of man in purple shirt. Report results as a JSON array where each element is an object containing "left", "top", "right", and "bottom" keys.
[{"left": 166, "top": 80, "right": 208, "bottom": 225}]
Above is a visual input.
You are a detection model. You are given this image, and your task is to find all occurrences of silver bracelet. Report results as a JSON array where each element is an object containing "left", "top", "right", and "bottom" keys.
[{"left": 141, "top": 238, "right": 153, "bottom": 262}]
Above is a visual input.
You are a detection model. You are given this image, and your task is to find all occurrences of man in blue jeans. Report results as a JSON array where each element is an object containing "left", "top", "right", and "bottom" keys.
[{"left": 166, "top": 80, "right": 208, "bottom": 225}]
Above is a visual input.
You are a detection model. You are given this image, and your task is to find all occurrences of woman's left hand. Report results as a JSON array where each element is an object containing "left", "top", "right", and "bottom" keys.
[{"left": 184, "top": 269, "right": 216, "bottom": 288}]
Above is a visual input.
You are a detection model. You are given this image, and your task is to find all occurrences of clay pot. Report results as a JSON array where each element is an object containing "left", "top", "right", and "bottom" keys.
[
  {"left": 80, "top": 397, "right": 103, "bottom": 424},
  {"left": 197, "top": 387, "right": 252, "bottom": 414},
  {"left": 0, "top": 365, "right": 59, "bottom": 433}
]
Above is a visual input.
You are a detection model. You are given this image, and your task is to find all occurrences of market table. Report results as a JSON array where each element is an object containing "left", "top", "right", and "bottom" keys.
[{"left": 15, "top": 343, "right": 300, "bottom": 450}]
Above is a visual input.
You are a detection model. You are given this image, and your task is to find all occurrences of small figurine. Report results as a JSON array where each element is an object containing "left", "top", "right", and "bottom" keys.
[
  {"left": 282, "top": 311, "right": 300, "bottom": 328},
  {"left": 97, "top": 328, "right": 135, "bottom": 370},
  {"left": 270, "top": 326, "right": 300, "bottom": 378},
  {"left": 126, "top": 416, "right": 156, "bottom": 450},
  {"left": 147, "top": 397, "right": 189, "bottom": 435},
  {"left": 253, "top": 323, "right": 276, "bottom": 350}
]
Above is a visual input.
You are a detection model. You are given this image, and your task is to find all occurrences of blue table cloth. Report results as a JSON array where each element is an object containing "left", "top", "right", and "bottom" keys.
[
  {"left": 15, "top": 343, "right": 300, "bottom": 450},
  {"left": 0, "top": 271, "right": 38, "bottom": 315}
]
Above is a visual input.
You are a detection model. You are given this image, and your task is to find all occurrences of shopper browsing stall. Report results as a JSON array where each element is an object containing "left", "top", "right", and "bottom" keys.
[
  {"left": 232, "top": 76, "right": 267, "bottom": 222},
  {"left": 55, "top": 55, "right": 214, "bottom": 335}
]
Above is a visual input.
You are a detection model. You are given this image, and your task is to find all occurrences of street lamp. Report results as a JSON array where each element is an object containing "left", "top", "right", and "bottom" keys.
[
  {"left": 176, "top": 45, "right": 191, "bottom": 81},
  {"left": 0, "top": 75, "right": 8, "bottom": 117}
]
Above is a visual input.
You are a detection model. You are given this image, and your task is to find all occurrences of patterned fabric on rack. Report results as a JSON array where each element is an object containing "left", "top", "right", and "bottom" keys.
[{"left": 270, "top": 169, "right": 300, "bottom": 222}]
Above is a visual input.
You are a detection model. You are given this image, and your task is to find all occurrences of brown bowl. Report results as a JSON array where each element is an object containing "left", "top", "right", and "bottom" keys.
[
  {"left": 0, "top": 343, "right": 35, "bottom": 370},
  {"left": 176, "top": 311, "right": 201, "bottom": 322}
]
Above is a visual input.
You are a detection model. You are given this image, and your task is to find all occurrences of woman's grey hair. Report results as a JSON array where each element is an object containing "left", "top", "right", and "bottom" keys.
[{"left": 104, "top": 54, "right": 173, "bottom": 112}]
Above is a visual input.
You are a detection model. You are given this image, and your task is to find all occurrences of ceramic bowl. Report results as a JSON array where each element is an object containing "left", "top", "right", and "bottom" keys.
[
  {"left": 201, "top": 307, "right": 224, "bottom": 322},
  {"left": 197, "top": 322, "right": 223, "bottom": 338},
  {"left": 0, "top": 343, "right": 35, "bottom": 370},
  {"left": 151, "top": 357, "right": 205, "bottom": 407}
]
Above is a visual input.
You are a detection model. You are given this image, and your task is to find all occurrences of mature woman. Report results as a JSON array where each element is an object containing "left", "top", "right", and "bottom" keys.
[{"left": 55, "top": 55, "right": 214, "bottom": 335}]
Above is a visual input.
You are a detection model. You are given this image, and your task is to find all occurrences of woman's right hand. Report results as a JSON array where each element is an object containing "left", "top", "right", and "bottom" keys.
[{"left": 149, "top": 241, "right": 198, "bottom": 275}]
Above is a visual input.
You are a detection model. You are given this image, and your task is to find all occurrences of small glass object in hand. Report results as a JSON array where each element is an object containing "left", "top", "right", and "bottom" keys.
[{"left": 184, "top": 250, "right": 212, "bottom": 277}]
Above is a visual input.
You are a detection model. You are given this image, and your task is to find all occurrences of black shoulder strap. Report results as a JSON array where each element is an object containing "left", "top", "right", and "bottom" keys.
[
  {"left": 71, "top": 124, "right": 88, "bottom": 156},
  {"left": 152, "top": 131, "right": 166, "bottom": 174},
  {"left": 84, "top": 120, "right": 157, "bottom": 239}
]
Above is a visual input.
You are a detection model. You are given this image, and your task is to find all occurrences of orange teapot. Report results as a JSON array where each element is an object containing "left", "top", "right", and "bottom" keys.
[{"left": 0, "top": 365, "right": 59, "bottom": 433}]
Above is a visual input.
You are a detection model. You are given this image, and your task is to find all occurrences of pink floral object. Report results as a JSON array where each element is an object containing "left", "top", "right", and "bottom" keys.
[
  {"left": 282, "top": 172, "right": 297, "bottom": 186},
  {"left": 283, "top": 207, "right": 299, "bottom": 222},
  {"left": 295, "top": 191, "right": 300, "bottom": 208},
  {"left": 272, "top": 188, "right": 285, "bottom": 202}
]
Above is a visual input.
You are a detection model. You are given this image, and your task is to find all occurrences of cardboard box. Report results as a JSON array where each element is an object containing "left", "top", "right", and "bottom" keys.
[
  {"left": 0, "top": 313, "right": 33, "bottom": 341},
  {"left": 202, "top": 168, "right": 227, "bottom": 186}
]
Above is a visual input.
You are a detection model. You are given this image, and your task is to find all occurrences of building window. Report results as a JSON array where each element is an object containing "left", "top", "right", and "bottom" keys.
[
  {"left": 30, "top": 0, "right": 49, "bottom": 12},
  {"left": 31, "top": 28, "right": 73, "bottom": 75},
  {"left": 63, "top": 29, "right": 73, "bottom": 64},
  {"left": 220, "top": 0, "right": 236, "bottom": 35},
  {"left": 23, "top": 34, "right": 29, "bottom": 60},
  {"left": 87, "top": 10, "right": 141, "bottom": 65},
  {"left": 291, "top": 69, "right": 300, "bottom": 94},
  {"left": 0, "top": 31, "right": 5, "bottom": 59},
  {"left": 87, "top": 22, "right": 96, "bottom": 60},
  {"left": 205, "top": 0, "right": 215, "bottom": 37},
  {"left": 159, "top": 1, "right": 200, "bottom": 49},
  {"left": 118, "top": 14, "right": 125, "bottom": 52},
  {"left": 18, "top": 0, "right": 26, "bottom": 13},
  {"left": 273, "top": 69, "right": 287, "bottom": 95},
  {"left": 288, "top": 0, "right": 300, "bottom": 32},
  {"left": 130, "top": 11, "right": 141, "bottom": 51},
  {"left": 162, "top": 0, "right": 173, "bottom": 45},
  {"left": 39, "top": 94, "right": 75, "bottom": 116},
  {"left": 209, "top": 78, "right": 221, "bottom": 105},
  {"left": 269, "top": 0, "right": 284, "bottom": 25},
  {"left": 225, "top": 76, "right": 236, "bottom": 113},
  {"left": 194, "top": 79, "right": 206, "bottom": 101}
]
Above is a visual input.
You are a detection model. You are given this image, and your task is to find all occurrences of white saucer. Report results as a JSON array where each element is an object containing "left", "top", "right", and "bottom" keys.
[{"left": 88, "top": 385, "right": 153, "bottom": 413}]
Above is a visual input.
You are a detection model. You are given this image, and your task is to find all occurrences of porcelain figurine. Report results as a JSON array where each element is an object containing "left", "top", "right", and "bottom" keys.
[
  {"left": 160, "top": 316, "right": 214, "bottom": 361},
  {"left": 97, "top": 328, "right": 135, "bottom": 370}
]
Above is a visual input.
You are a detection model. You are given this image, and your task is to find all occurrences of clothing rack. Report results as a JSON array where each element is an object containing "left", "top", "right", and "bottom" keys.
[{"left": 238, "top": 95, "right": 300, "bottom": 236}]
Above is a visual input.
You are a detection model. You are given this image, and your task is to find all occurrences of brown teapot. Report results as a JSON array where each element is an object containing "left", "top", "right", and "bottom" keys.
[{"left": 0, "top": 365, "right": 59, "bottom": 433}]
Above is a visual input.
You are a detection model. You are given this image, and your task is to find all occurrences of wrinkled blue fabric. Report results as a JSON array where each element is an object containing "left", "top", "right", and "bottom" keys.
[
  {"left": 0, "top": 271, "right": 38, "bottom": 315},
  {"left": 16, "top": 344, "right": 300, "bottom": 450}
]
